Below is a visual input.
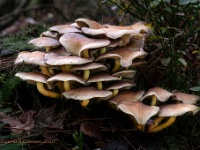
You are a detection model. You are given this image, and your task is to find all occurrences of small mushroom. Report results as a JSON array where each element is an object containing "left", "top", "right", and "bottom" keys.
[
  {"left": 44, "top": 53, "right": 93, "bottom": 72},
  {"left": 118, "top": 101, "right": 159, "bottom": 131},
  {"left": 75, "top": 18, "right": 103, "bottom": 29},
  {"left": 87, "top": 73, "right": 120, "bottom": 90},
  {"left": 112, "top": 70, "right": 137, "bottom": 79},
  {"left": 140, "top": 87, "right": 174, "bottom": 106},
  {"left": 62, "top": 87, "right": 112, "bottom": 106},
  {"left": 71, "top": 62, "right": 107, "bottom": 80},
  {"left": 40, "top": 31, "right": 59, "bottom": 39},
  {"left": 96, "top": 47, "right": 148, "bottom": 72},
  {"left": 47, "top": 72, "right": 85, "bottom": 91},
  {"left": 14, "top": 51, "right": 52, "bottom": 76},
  {"left": 28, "top": 37, "right": 60, "bottom": 52},
  {"left": 49, "top": 24, "right": 81, "bottom": 34},
  {"left": 59, "top": 33, "right": 110, "bottom": 58},
  {"left": 15, "top": 72, "right": 60, "bottom": 98},
  {"left": 172, "top": 92, "right": 200, "bottom": 104},
  {"left": 148, "top": 104, "right": 199, "bottom": 132},
  {"left": 106, "top": 81, "right": 136, "bottom": 97}
]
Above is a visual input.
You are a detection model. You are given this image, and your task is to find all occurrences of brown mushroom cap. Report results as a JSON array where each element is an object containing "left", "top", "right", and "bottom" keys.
[
  {"left": 71, "top": 62, "right": 107, "bottom": 72},
  {"left": 172, "top": 92, "right": 200, "bottom": 104},
  {"left": 62, "top": 87, "right": 112, "bottom": 100},
  {"left": 48, "top": 46, "right": 71, "bottom": 56},
  {"left": 158, "top": 104, "right": 199, "bottom": 116},
  {"left": 44, "top": 53, "right": 93, "bottom": 66},
  {"left": 118, "top": 101, "right": 159, "bottom": 125},
  {"left": 140, "top": 87, "right": 174, "bottom": 102},
  {"left": 109, "top": 90, "right": 145, "bottom": 105},
  {"left": 49, "top": 25, "right": 81, "bottom": 34},
  {"left": 15, "top": 72, "right": 48, "bottom": 84},
  {"left": 47, "top": 72, "right": 85, "bottom": 85},
  {"left": 28, "top": 37, "right": 60, "bottom": 47},
  {"left": 40, "top": 31, "right": 59, "bottom": 39},
  {"left": 96, "top": 47, "right": 148, "bottom": 67},
  {"left": 106, "top": 81, "right": 135, "bottom": 90},
  {"left": 81, "top": 27, "right": 135, "bottom": 39},
  {"left": 14, "top": 51, "right": 47, "bottom": 66},
  {"left": 112, "top": 70, "right": 137, "bottom": 79},
  {"left": 59, "top": 33, "right": 110, "bottom": 57},
  {"left": 87, "top": 73, "right": 120, "bottom": 84},
  {"left": 75, "top": 18, "right": 103, "bottom": 29}
]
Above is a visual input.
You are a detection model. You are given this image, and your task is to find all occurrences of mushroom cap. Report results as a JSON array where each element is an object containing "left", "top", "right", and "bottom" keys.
[
  {"left": 71, "top": 62, "right": 107, "bottom": 71},
  {"left": 112, "top": 70, "right": 137, "bottom": 79},
  {"left": 47, "top": 72, "right": 85, "bottom": 85},
  {"left": 81, "top": 27, "right": 135, "bottom": 39},
  {"left": 106, "top": 81, "right": 135, "bottom": 90},
  {"left": 96, "top": 48, "right": 148, "bottom": 67},
  {"left": 118, "top": 101, "right": 160, "bottom": 125},
  {"left": 158, "top": 104, "right": 199, "bottom": 117},
  {"left": 28, "top": 37, "right": 60, "bottom": 47},
  {"left": 59, "top": 33, "right": 110, "bottom": 57},
  {"left": 14, "top": 51, "right": 47, "bottom": 66},
  {"left": 75, "top": 18, "right": 103, "bottom": 29},
  {"left": 127, "top": 38, "right": 145, "bottom": 51},
  {"left": 44, "top": 53, "right": 93, "bottom": 65},
  {"left": 172, "top": 92, "right": 200, "bottom": 104},
  {"left": 15, "top": 72, "right": 48, "bottom": 84},
  {"left": 62, "top": 87, "right": 112, "bottom": 100},
  {"left": 109, "top": 90, "right": 145, "bottom": 105},
  {"left": 49, "top": 24, "right": 81, "bottom": 34},
  {"left": 40, "top": 31, "right": 59, "bottom": 39},
  {"left": 140, "top": 87, "right": 174, "bottom": 102},
  {"left": 87, "top": 73, "right": 120, "bottom": 83},
  {"left": 48, "top": 46, "right": 71, "bottom": 56}
]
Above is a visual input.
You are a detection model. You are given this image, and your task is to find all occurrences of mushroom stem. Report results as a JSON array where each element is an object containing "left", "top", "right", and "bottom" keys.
[
  {"left": 61, "top": 65, "right": 72, "bottom": 72},
  {"left": 112, "top": 59, "right": 121, "bottom": 72},
  {"left": 83, "top": 69, "right": 90, "bottom": 80},
  {"left": 40, "top": 66, "right": 52, "bottom": 76},
  {"left": 112, "top": 89, "right": 118, "bottom": 97},
  {"left": 100, "top": 47, "right": 106, "bottom": 55},
  {"left": 36, "top": 82, "right": 60, "bottom": 98},
  {"left": 63, "top": 81, "right": 71, "bottom": 91},
  {"left": 82, "top": 49, "right": 89, "bottom": 58},
  {"left": 97, "top": 81, "right": 103, "bottom": 90},
  {"left": 137, "top": 124, "right": 145, "bottom": 131},
  {"left": 46, "top": 46, "right": 51, "bottom": 52},
  {"left": 151, "top": 95, "right": 157, "bottom": 106},
  {"left": 57, "top": 82, "right": 65, "bottom": 92},
  {"left": 148, "top": 117, "right": 165, "bottom": 131},
  {"left": 148, "top": 116, "right": 176, "bottom": 133},
  {"left": 80, "top": 100, "right": 90, "bottom": 107}
]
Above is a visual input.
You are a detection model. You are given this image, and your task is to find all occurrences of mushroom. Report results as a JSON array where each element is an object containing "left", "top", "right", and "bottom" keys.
[
  {"left": 44, "top": 53, "right": 93, "bottom": 72},
  {"left": 140, "top": 87, "right": 174, "bottom": 106},
  {"left": 112, "top": 70, "right": 137, "bottom": 79},
  {"left": 62, "top": 87, "right": 112, "bottom": 106},
  {"left": 75, "top": 18, "right": 103, "bottom": 29},
  {"left": 148, "top": 104, "right": 200, "bottom": 132},
  {"left": 59, "top": 33, "right": 110, "bottom": 58},
  {"left": 48, "top": 46, "right": 71, "bottom": 56},
  {"left": 87, "top": 73, "right": 120, "bottom": 90},
  {"left": 96, "top": 47, "right": 148, "bottom": 72},
  {"left": 71, "top": 62, "right": 107, "bottom": 80},
  {"left": 172, "top": 92, "right": 200, "bottom": 104},
  {"left": 40, "top": 30, "right": 59, "bottom": 39},
  {"left": 14, "top": 51, "right": 52, "bottom": 76},
  {"left": 49, "top": 24, "right": 81, "bottom": 34},
  {"left": 47, "top": 72, "right": 85, "bottom": 91},
  {"left": 106, "top": 81, "right": 136, "bottom": 97},
  {"left": 28, "top": 37, "right": 60, "bottom": 52},
  {"left": 15, "top": 72, "right": 60, "bottom": 98},
  {"left": 118, "top": 101, "right": 159, "bottom": 131}
]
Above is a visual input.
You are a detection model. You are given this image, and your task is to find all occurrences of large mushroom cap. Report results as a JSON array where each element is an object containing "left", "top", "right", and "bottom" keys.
[
  {"left": 109, "top": 90, "right": 145, "bottom": 105},
  {"left": 140, "top": 87, "right": 174, "bottom": 102},
  {"left": 59, "top": 33, "right": 110, "bottom": 57},
  {"left": 14, "top": 51, "right": 47, "bottom": 66},
  {"left": 49, "top": 25, "right": 81, "bottom": 34},
  {"left": 158, "top": 104, "right": 199, "bottom": 116},
  {"left": 172, "top": 92, "right": 200, "bottom": 104},
  {"left": 15, "top": 72, "right": 48, "bottom": 84},
  {"left": 28, "top": 37, "right": 60, "bottom": 47},
  {"left": 96, "top": 47, "right": 148, "bottom": 67},
  {"left": 75, "top": 18, "right": 103, "bottom": 29},
  {"left": 44, "top": 53, "right": 93, "bottom": 66},
  {"left": 62, "top": 87, "right": 112, "bottom": 100},
  {"left": 47, "top": 72, "right": 85, "bottom": 85},
  {"left": 118, "top": 101, "right": 159, "bottom": 125}
]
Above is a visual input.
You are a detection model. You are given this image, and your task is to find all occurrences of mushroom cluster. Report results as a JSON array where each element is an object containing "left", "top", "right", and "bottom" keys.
[{"left": 14, "top": 18, "right": 200, "bottom": 132}]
